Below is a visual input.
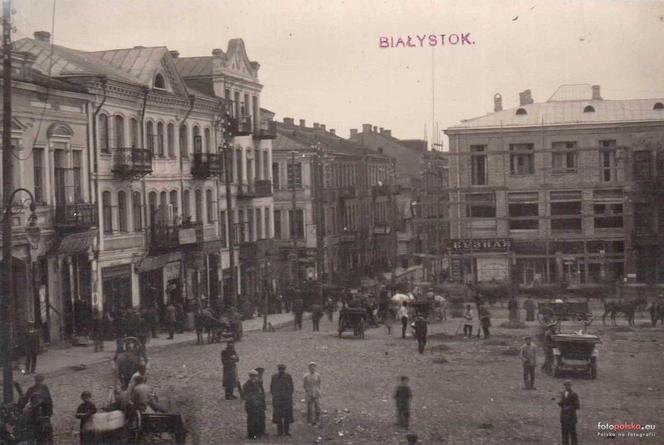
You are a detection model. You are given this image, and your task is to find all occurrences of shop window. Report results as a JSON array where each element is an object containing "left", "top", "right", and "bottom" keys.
[
  {"left": 466, "top": 193, "right": 496, "bottom": 218},
  {"left": 509, "top": 143, "right": 534, "bottom": 175},
  {"left": 593, "top": 203, "right": 623, "bottom": 229},
  {"left": 508, "top": 192, "right": 539, "bottom": 230},
  {"left": 552, "top": 141, "right": 577, "bottom": 173}
]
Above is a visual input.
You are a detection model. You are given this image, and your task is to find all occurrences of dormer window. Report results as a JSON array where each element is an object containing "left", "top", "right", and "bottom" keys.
[
  {"left": 515, "top": 108, "right": 527, "bottom": 116},
  {"left": 583, "top": 105, "right": 595, "bottom": 113},
  {"left": 654, "top": 102, "right": 664, "bottom": 110},
  {"left": 154, "top": 73, "right": 166, "bottom": 89}
]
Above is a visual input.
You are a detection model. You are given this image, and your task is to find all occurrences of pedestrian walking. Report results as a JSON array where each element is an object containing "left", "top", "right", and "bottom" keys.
[
  {"left": 542, "top": 323, "right": 556, "bottom": 375},
  {"left": 221, "top": 342, "right": 239, "bottom": 400},
  {"left": 303, "top": 362, "right": 322, "bottom": 425},
  {"left": 20, "top": 374, "right": 54, "bottom": 445},
  {"left": 463, "top": 304, "right": 474, "bottom": 338},
  {"left": 147, "top": 304, "right": 159, "bottom": 338},
  {"left": 91, "top": 309, "right": 104, "bottom": 352},
  {"left": 270, "top": 364, "right": 294, "bottom": 436},
  {"left": 293, "top": 298, "right": 304, "bottom": 330},
  {"left": 412, "top": 315, "right": 428, "bottom": 354},
  {"left": 325, "top": 296, "right": 335, "bottom": 322},
  {"left": 165, "top": 303, "right": 177, "bottom": 339},
  {"left": 242, "top": 370, "right": 263, "bottom": 440},
  {"left": 384, "top": 304, "right": 394, "bottom": 335},
  {"left": 479, "top": 305, "right": 491, "bottom": 339},
  {"left": 75, "top": 391, "right": 97, "bottom": 445},
  {"left": 398, "top": 303, "right": 409, "bottom": 339},
  {"left": 23, "top": 322, "right": 39, "bottom": 374},
  {"left": 558, "top": 380, "right": 580, "bottom": 445},
  {"left": 394, "top": 376, "right": 412, "bottom": 428},
  {"left": 311, "top": 303, "right": 323, "bottom": 332},
  {"left": 519, "top": 336, "right": 537, "bottom": 389},
  {"left": 255, "top": 367, "right": 267, "bottom": 437}
]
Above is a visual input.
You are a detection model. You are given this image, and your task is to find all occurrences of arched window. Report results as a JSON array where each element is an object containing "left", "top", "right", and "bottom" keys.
[
  {"left": 183, "top": 190, "right": 191, "bottom": 220},
  {"left": 154, "top": 73, "right": 165, "bottom": 89},
  {"left": 114, "top": 115, "right": 125, "bottom": 148},
  {"left": 179, "top": 124, "right": 188, "bottom": 157},
  {"left": 584, "top": 105, "right": 596, "bottom": 113},
  {"left": 157, "top": 122, "right": 165, "bottom": 157},
  {"left": 129, "top": 118, "right": 139, "bottom": 148},
  {"left": 102, "top": 191, "right": 113, "bottom": 233},
  {"left": 148, "top": 191, "right": 157, "bottom": 225},
  {"left": 206, "top": 189, "right": 214, "bottom": 224},
  {"left": 160, "top": 191, "right": 168, "bottom": 224},
  {"left": 117, "top": 191, "right": 127, "bottom": 232},
  {"left": 193, "top": 126, "right": 202, "bottom": 153},
  {"left": 204, "top": 128, "right": 211, "bottom": 153},
  {"left": 169, "top": 190, "right": 178, "bottom": 222},
  {"left": 99, "top": 114, "right": 109, "bottom": 152},
  {"left": 167, "top": 123, "right": 175, "bottom": 157},
  {"left": 146, "top": 121, "right": 155, "bottom": 154},
  {"left": 133, "top": 191, "right": 143, "bottom": 231},
  {"left": 515, "top": 108, "right": 527, "bottom": 115},
  {"left": 653, "top": 102, "right": 664, "bottom": 110},
  {"left": 195, "top": 189, "right": 203, "bottom": 223}
]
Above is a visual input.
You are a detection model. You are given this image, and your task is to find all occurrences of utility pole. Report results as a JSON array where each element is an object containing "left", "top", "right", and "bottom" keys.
[
  {"left": 223, "top": 106, "right": 236, "bottom": 308},
  {"left": 1, "top": 0, "right": 14, "bottom": 403},
  {"left": 313, "top": 143, "right": 325, "bottom": 305},
  {"left": 289, "top": 150, "right": 300, "bottom": 289}
]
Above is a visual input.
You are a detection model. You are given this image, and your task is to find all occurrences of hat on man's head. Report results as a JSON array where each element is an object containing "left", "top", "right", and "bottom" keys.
[
  {"left": 277, "top": 364, "right": 286, "bottom": 370},
  {"left": 255, "top": 367, "right": 265, "bottom": 373},
  {"left": 34, "top": 374, "right": 45, "bottom": 383},
  {"left": 308, "top": 361, "right": 317, "bottom": 367},
  {"left": 524, "top": 335, "right": 531, "bottom": 340},
  {"left": 248, "top": 370, "right": 258, "bottom": 376},
  {"left": 563, "top": 379, "right": 572, "bottom": 385}
]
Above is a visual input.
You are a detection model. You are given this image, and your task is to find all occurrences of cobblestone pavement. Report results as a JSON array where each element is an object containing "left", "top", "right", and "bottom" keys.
[{"left": 14, "top": 309, "right": 664, "bottom": 445}]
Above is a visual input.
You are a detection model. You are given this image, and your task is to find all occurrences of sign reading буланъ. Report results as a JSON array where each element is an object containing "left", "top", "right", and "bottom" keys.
[{"left": 379, "top": 33, "right": 476, "bottom": 48}]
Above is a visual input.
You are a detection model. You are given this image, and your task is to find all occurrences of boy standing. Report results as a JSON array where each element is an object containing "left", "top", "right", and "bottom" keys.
[
  {"left": 394, "top": 376, "right": 412, "bottom": 428},
  {"left": 75, "top": 391, "right": 97, "bottom": 445}
]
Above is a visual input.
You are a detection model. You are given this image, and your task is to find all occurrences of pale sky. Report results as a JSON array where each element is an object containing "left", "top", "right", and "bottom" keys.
[{"left": 13, "top": 0, "right": 664, "bottom": 147}]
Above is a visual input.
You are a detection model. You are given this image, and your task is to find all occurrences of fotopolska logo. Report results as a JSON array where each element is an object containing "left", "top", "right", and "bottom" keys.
[{"left": 597, "top": 422, "right": 657, "bottom": 439}]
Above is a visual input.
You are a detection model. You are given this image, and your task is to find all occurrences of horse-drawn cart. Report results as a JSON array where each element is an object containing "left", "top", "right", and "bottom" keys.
[
  {"left": 551, "top": 333, "right": 600, "bottom": 379},
  {"left": 537, "top": 300, "right": 592, "bottom": 326},
  {"left": 338, "top": 308, "right": 367, "bottom": 338}
]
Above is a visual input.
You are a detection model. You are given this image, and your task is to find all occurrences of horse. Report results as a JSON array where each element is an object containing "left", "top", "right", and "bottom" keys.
[{"left": 601, "top": 297, "right": 647, "bottom": 326}]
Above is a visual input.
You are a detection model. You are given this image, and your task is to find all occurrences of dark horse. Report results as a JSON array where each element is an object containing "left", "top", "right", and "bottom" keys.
[{"left": 602, "top": 298, "right": 647, "bottom": 326}]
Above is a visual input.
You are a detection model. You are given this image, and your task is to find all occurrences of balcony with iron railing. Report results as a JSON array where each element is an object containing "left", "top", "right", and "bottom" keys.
[
  {"left": 149, "top": 221, "right": 204, "bottom": 251},
  {"left": 228, "top": 115, "right": 253, "bottom": 136},
  {"left": 192, "top": 153, "right": 223, "bottom": 178},
  {"left": 237, "top": 180, "right": 273, "bottom": 199},
  {"left": 54, "top": 203, "right": 98, "bottom": 229},
  {"left": 112, "top": 147, "right": 153, "bottom": 179},
  {"left": 254, "top": 119, "right": 277, "bottom": 140}
]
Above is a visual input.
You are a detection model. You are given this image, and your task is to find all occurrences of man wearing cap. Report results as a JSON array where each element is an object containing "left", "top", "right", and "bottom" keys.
[
  {"left": 255, "top": 367, "right": 267, "bottom": 437},
  {"left": 221, "top": 342, "right": 240, "bottom": 400},
  {"left": 519, "top": 336, "right": 537, "bottom": 389},
  {"left": 303, "top": 362, "right": 322, "bottom": 425},
  {"left": 242, "top": 370, "right": 263, "bottom": 440},
  {"left": 542, "top": 323, "right": 557, "bottom": 375},
  {"left": 270, "top": 364, "right": 294, "bottom": 436},
  {"left": 558, "top": 380, "right": 580, "bottom": 445}
]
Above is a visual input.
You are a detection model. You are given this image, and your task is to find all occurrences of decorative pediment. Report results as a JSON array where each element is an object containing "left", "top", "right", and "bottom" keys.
[
  {"left": 47, "top": 122, "right": 74, "bottom": 138},
  {"left": 223, "top": 39, "right": 258, "bottom": 79}
]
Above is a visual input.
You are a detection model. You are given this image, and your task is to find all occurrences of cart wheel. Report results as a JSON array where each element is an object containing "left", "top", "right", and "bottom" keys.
[
  {"left": 590, "top": 362, "right": 597, "bottom": 379},
  {"left": 128, "top": 410, "right": 142, "bottom": 444}
]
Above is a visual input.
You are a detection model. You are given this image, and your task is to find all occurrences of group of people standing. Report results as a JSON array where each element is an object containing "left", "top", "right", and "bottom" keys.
[{"left": 220, "top": 342, "right": 322, "bottom": 440}]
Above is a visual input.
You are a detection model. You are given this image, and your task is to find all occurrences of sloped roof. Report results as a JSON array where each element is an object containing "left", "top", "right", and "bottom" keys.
[
  {"left": 447, "top": 98, "right": 664, "bottom": 131},
  {"left": 175, "top": 56, "right": 214, "bottom": 77},
  {"left": 183, "top": 78, "right": 216, "bottom": 98},
  {"left": 88, "top": 46, "right": 168, "bottom": 86},
  {"left": 548, "top": 84, "right": 594, "bottom": 102},
  {"left": 13, "top": 37, "right": 140, "bottom": 85}
]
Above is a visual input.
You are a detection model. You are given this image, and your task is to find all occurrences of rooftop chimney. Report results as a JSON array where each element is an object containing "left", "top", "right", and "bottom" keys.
[
  {"left": 592, "top": 85, "right": 602, "bottom": 100},
  {"left": 33, "top": 31, "right": 51, "bottom": 44},
  {"left": 320, "top": 124, "right": 326, "bottom": 132},
  {"left": 330, "top": 129, "right": 336, "bottom": 135},
  {"left": 313, "top": 122, "right": 320, "bottom": 129},
  {"left": 379, "top": 127, "right": 384, "bottom": 133},
  {"left": 299, "top": 119, "right": 305, "bottom": 127},
  {"left": 212, "top": 48, "right": 223, "bottom": 57},
  {"left": 283, "top": 117, "right": 294, "bottom": 126},
  {"left": 373, "top": 126, "right": 378, "bottom": 133},
  {"left": 494, "top": 93, "right": 503, "bottom": 112},
  {"left": 350, "top": 129, "right": 358, "bottom": 138},
  {"left": 519, "top": 89, "right": 533, "bottom": 106},
  {"left": 169, "top": 50, "right": 180, "bottom": 59},
  {"left": 362, "top": 123, "right": 372, "bottom": 133},
  {"left": 383, "top": 129, "right": 392, "bottom": 137}
]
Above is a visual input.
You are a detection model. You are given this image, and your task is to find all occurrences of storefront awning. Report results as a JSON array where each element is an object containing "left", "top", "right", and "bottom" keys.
[
  {"left": 51, "top": 230, "right": 96, "bottom": 255},
  {"left": 136, "top": 251, "right": 183, "bottom": 272}
]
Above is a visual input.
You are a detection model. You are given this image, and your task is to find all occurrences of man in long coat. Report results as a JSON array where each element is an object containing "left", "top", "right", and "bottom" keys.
[
  {"left": 270, "top": 364, "right": 294, "bottom": 436},
  {"left": 558, "top": 380, "right": 580, "bottom": 445},
  {"left": 221, "top": 342, "right": 239, "bottom": 400},
  {"left": 242, "top": 370, "right": 263, "bottom": 440}
]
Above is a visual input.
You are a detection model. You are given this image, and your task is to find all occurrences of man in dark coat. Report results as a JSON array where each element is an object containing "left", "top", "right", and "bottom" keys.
[
  {"left": 523, "top": 298, "right": 536, "bottom": 322},
  {"left": 165, "top": 303, "right": 177, "bottom": 339},
  {"left": 478, "top": 305, "right": 491, "bottom": 339},
  {"left": 270, "top": 364, "right": 294, "bottom": 436},
  {"left": 242, "top": 370, "right": 263, "bottom": 440},
  {"left": 292, "top": 298, "right": 304, "bottom": 330},
  {"left": 508, "top": 296, "right": 519, "bottom": 321},
  {"left": 20, "top": 374, "right": 54, "bottom": 445},
  {"left": 412, "top": 316, "right": 428, "bottom": 354},
  {"left": 311, "top": 303, "right": 323, "bottom": 332},
  {"left": 255, "top": 367, "right": 267, "bottom": 437},
  {"left": 221, "top": 342, "right": 239, "bottom": 399},
  {"left": 558, "top": 380, "right": 580, "bottom": 445},
  {"left": 23, "top": 322, "right": 40, "bottom": 374}
]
